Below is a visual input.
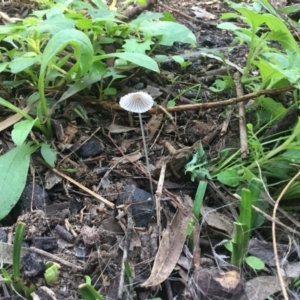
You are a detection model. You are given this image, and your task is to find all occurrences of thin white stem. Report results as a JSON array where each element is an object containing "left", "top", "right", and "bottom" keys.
[{"left": 138, "top": 113, "right": 154, "bottom": 200}]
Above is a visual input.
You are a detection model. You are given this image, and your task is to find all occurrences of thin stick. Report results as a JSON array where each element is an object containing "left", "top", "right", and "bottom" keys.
[
  {"left": 51, "top": 167, "right": 114, "bottom": 208},
  {"left": 97, "top": 85, "right": 294, "bottom": 114},
  {"left": 272, "top": 170, "right": 300, "bottom": 300},
  {"left": 155, "top": 163, "right": 166, "bottom": 240},
  {"left": 234, "top": 72, "right": 249, "bottom": 159}
]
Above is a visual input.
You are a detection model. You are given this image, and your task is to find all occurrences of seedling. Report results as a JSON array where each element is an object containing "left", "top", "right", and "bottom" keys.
[
  {"left": 0, "top": 222, "right": 37, "bottom": 297},
  {"left": 78, "top": 276, "right": 105, "bottom": 300}
]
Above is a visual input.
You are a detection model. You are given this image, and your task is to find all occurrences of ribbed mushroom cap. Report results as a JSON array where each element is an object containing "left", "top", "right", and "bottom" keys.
[{"left": 119, "top": 92, "right": 154, "bottom": 113}]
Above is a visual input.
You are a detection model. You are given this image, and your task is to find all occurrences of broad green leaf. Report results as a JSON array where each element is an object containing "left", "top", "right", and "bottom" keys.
[
  {"left": 217, "top": 22, "right": 240, "bottom": 31},
  {"left": 0, "top": 143, "right": 39, "bottom": 220},
  {"left": 76, "top": 18, "right": 93, "bottom": 30},
  {"left": 140, "top": 21, "right": 196, "bottom": 46},
  {"left": 30, "top": 15, "right": 76, "bottom": 35},
  {"left": 245, "top": 256, "right": 265, "bottom": 270},
  {"left": 167, "top": 100, "right": 175, "bottom": 107},
  {"left": 209, "top": 79, "right": 227, "bottom": 92},
  {"left": 172, "top": 55, "right": 184, "bottom": 64},
  {"left": 217, "top": 168, "right": 239, "bottom": 187},
  {"left": 40, "top": 29, "right": 94, "bottom": 80},
  {"left": 10, "top": 56, "right": 41, "bottom": 74},
  {"left": 0, "top": 63, "right": 8, "bottom": 72},
  {"left": 258, "top": 96, "right": 286, "bottom": 117},
  {"left": 281, "top": 149, "right": 300, "bottom": 163},
  {"left": 130, "top": 11, "right": 165, "bottom": 27},
  {"left": 122, "top": 39, "right": 154, "bottom": 54},
  {"left": 12, "top": 119, "right": 36, "bottom": 146},
  {"left": 41, "top": 143, "right": 56, "bottom": 167},
  {"left": 98, "top": 52, "right": 159, "bottom": 72},
  {"left": 247, "top": 178, "right": 266, "bottom": 228},
  {"left": 185, "top": 143, "right": 211, "bottom": 181},
  {"left": 104, "top": 87, "right": 116, "bottom": 95},
  {"left": 224, "top": 241, "right": 233, "bottom": 252}
]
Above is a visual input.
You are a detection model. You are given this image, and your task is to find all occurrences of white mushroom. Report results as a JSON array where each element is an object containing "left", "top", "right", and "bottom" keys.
[
  {"left": 119, "top": 92, "right": 154, "bottom": 113},
  {"left": 119, "top": 92, "right": 154, "bottom": 198}
]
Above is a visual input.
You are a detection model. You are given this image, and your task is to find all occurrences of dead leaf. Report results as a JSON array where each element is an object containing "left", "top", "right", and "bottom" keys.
[
  {"left": 45, "top": 170, "right": 62, "bottom": 190},
  {"left": 107, "top": 123, "right": 136, "bottom": 133},
  {"left": 191, "top": 6, "right": 217, "bottom": 20},
  {"left": 245, "top": 276, "right": 290, "bottom": 300},
  {"left": 0, "top": 104, "right": 33, "bottom": 132},
  {"left": 201, "top": 206, "right": 234, "bottom": 237},
  {"left": 248, "top": 238, "right": 288, "bottom": 267},
  {"left": 110, "top": 151, "right": 142, "bottom": 164},
  {"left": 140, "top": 205, "right": 191, "bottom": 287},
  {"left": 189, "top": 269, "right": 247, "bottom": 300},
  {"left": 0, "top": 11, "right": 21, "bottom": 23}
]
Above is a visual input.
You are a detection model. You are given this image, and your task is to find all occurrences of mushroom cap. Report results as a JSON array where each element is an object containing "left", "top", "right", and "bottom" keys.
[{"left": 119, "top": 92, "right": 154, "bottom": 113}]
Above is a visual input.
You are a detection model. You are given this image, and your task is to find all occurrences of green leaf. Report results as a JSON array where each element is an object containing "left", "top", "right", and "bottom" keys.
[
  {"left": 0, "top": 143, "right": 39, "bottom": 220},
  {"left": 98, "top": 52, "right": 159, "bottom": 72},
  {"left": 258, "top": 96, "right": 286, "bottom": 117},
  {"left": 139, "top": 21, "right": 196, "bottom": 46},
  {"left": 248, "top": 178, "right": 266, "bottom": 228},
  {"left": 30, "top": 15, "right": 76, "bottom": 35},
  {"left": 104, "top": 87, "right": 116, "bottom": 95},
  {"left": 10, "top": 55, "right": 41, "bottom": 74},
  {"left": 281, "top": 149, "right": 300, "bottom": 163},
  {"left": 224, "top": 241, "right": 233, "bottom": 252},
  {"left": 245, "top": 256, "right": 265, "bottom": 270},
  {"left": 41, "top": 143, "right": 56, "bottom": 167},
  {"left": 193, "top": 181, "right": 207, "bottom": 219},
  {"left": 78, "top": 283, "right": 105, "bottom": 300},
  {"left": 122, "top": 39, "right": 154, "bottom": 54},
  {"left": 167, "top": 99, "right": 176, "bottom": 107},
  {"left": 217, "top": 168, "right": 239, "bottom": 187},
  {"left": 11, "top": 119, "right": 36, "bottom": 146},
  {"left": 217, "top": 22, "right": 240, "bottom": 31},
  {"left": 239, "top": 188, "right": 252, "bottom": 229},
  {"left": 40, "top": 29, "right": 94, "bottom": 79},
  {"left": 172, "top": 55, "right": 184, "bottom": 65},
  {"left": 209, "top": 79, "right": 227, "bottom": 92}
]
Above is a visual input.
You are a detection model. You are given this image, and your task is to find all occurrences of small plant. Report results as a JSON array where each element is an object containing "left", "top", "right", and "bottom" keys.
[
  {"left": 44, "top": 262, "right": 61, "bottom": 285},
  {"left": 185, "top": 143, "right": 211, "bottom": 246},
  {"left": 0, "top": 222, "right": 37, "bottom": 297},
  {"left": 225, "top": 185, "right": 264, "bottom": 270},
  {"left": 78, "top": 276, "right": 105, "bottom": 300}
]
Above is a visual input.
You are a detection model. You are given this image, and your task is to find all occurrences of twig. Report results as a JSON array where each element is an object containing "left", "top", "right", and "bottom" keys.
[
  {"left": 96, "top": 85, "right": 294, "bottom": 114},
  {"left": 272, "top": 170, "right": 300, "bottom": 300},
  {"left": 155, "top": 163, "right": 166, "bottom": 240},
  {"left": 38, "top": 158, "right": 114, "bottom": 208},
  {"left": 159, "top": 2, "right": 203, "bottom": 24},
  {"left": 30, "top": 247, "right": 83, "bottom": 271},
  {"left": 221, "top": 105, "right": 234, "bottom": 135},
  {"left": 234, "top": 72, "right": 249, "bottom": 159},
  {"left": 117, "top": 213, "right": 134, "bottom": 299}
]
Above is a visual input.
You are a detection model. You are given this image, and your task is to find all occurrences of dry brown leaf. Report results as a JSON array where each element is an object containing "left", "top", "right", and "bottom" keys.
[
  {"left": 0, "top": 104, "right": 33, "bottom": 132},
  {"left": 245, "top": 276, "right": 290, "bottom": 300},
  {"left": 140, "top": 205, "right": 191, "bottom": 287},
  {"left": 110, "top": 151, "right": 142, "bottom": 164},
  {"left": 0, "top": 11, "right": 21, "bottom": 23},
  {"left": 201, "top": 205, "right": 234, "bottom": 237}
]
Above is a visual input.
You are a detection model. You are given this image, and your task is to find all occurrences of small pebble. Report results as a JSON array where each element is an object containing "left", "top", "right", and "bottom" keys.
[{"left": 77, "top": 140, "right": 103, "bottom": 158}]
